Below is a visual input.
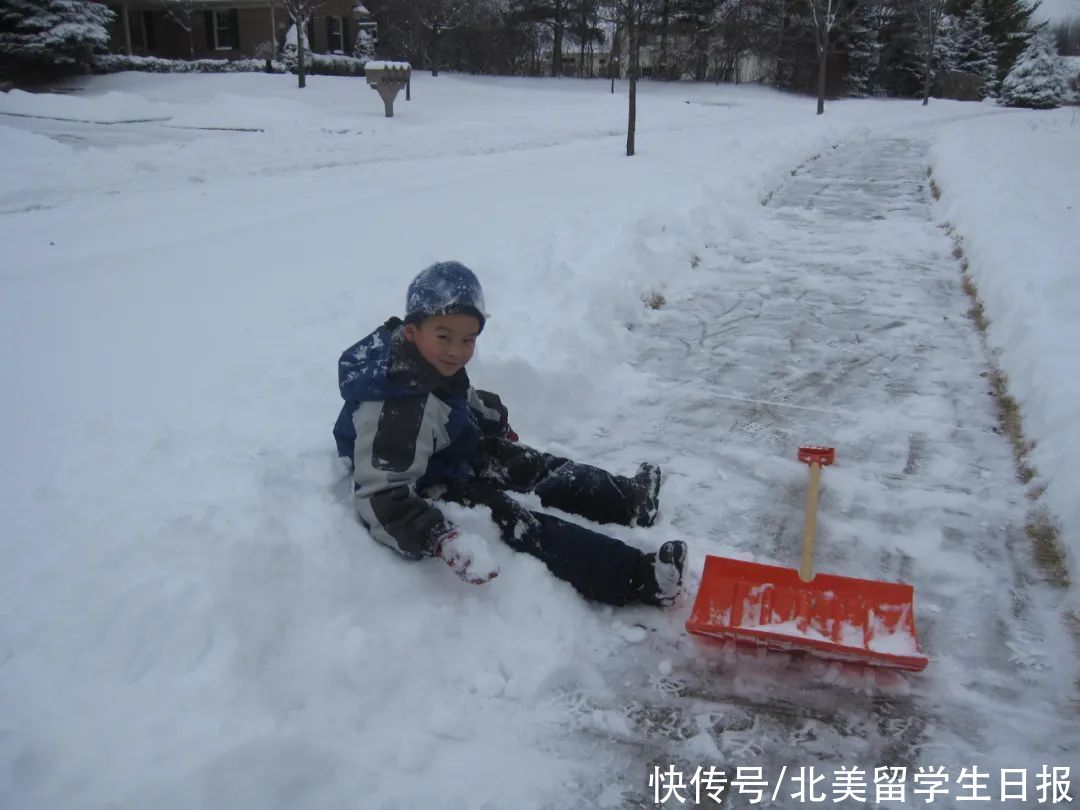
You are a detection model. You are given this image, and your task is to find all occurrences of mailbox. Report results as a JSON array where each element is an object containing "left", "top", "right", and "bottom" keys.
[{"left": 364, "top": 61, "right": 412, "bottom": 118}]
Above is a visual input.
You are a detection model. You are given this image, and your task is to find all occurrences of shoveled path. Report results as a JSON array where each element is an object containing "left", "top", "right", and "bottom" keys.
[{"left": 577, "top": 135, "right": 1078, "bottom": 809}]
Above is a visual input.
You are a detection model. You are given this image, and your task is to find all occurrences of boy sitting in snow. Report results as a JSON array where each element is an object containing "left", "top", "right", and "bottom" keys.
[{"left": 333, "top": 261, "right": 686, "bottom": 607}]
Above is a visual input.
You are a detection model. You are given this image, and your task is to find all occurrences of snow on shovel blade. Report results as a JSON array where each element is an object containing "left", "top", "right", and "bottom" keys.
[{"left": 686, "top": 555, "right": 929, "bottom": 672}]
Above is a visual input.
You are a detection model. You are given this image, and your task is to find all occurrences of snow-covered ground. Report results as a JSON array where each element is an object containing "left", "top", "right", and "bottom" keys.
[
  {"left": 2, "top": 74, "right": 1077, "bottom": 809},
  {"left": 930, "top": 107, "right": 1080, "bottom": 567}
]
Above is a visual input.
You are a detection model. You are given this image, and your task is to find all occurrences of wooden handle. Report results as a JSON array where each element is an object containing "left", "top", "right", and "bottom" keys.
[{"left": 800, "top": 462, "right": 822, "bottom": 582}]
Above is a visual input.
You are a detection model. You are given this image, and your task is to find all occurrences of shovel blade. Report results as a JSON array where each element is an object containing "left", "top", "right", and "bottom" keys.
[{"left": 686, "top": 554, "right": 928, "bottom": 672}]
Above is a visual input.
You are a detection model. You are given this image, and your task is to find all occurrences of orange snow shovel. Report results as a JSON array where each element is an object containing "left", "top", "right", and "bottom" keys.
[{"left": 686, "top": 446, "right": 928, "bottom": 672}]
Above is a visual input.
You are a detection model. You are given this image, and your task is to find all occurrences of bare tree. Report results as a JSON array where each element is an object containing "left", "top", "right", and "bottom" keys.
[
  {"left": 806, "top": 0, "right": 860, "bottom": 113},
  {"left": 158, "top": 0, "right": 198, "bottom": 57},
  {"left": 413, "top": 0, "right": 489, "bottom": 75},
  {"left": 515, "top": 0, "right": 571, "bottom": 76},
  {"left": 626, "top": 0, "right": 639, "bottom": 154},
  {"left": 282, "top": 0, "right": 322, "bottom": 87},
  {"left": 568, "top": 0, "right": 603, "bottom": 76},
  {"left": 672, "top": 0, "right": 727, "bottom": 82},
  {"left": 602, "top": 0, "right": 653, "bottom": 155},
  {"left": 912, "top": 0, "right": 946, "bottom": 104},
  {"left": 1051, "top": 18, "right": 1080, "bottom": 56}
]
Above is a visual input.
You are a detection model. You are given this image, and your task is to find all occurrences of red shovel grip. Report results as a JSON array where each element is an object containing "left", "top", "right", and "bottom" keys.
[{"left": 798, "top": 446, "right": 836, "bottom": 466}]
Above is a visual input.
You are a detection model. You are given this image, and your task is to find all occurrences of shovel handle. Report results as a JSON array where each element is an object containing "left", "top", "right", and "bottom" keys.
[{"left": 800, "top": 462, "right": 822, "bottom": 582}]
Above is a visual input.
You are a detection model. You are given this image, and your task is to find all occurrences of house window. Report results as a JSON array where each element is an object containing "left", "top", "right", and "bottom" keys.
[
  {"left": 143, "top": 12, "right": 156, "bottom": 50},
  {"left": 327, "top": 16, "right": 344, "bottom": 53},
  {"left": 129, "top": 9, "right": 146, "bottom": 49},
  {"left": 207, "top": 9, "right": 239, "bottom": 50},
  {"left": 128, "top": 10, "right": 157, "bottom": 51}
]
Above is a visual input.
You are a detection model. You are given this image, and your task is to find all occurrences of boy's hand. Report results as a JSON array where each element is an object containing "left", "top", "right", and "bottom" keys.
[
  {"left": 434, "top": 530, "right": 500, "bottom": 585},
  {"left": 473, "top": 390, "right": 516, "bottom": 440}
]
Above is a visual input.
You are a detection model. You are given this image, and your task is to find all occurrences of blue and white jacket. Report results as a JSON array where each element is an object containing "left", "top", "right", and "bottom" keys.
[{"left": 333, "top": 318, "right": 509, "bottom": 558}]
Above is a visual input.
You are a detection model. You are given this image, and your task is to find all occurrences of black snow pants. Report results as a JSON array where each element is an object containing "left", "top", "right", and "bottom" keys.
[{"left": 434, "top": 438, "right": 647, "bottom": 606}]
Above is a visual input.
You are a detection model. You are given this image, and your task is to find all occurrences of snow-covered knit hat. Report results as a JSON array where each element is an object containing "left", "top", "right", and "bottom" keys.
[{"left": 404, "top": 261, "right": 488, "bottom": 332}]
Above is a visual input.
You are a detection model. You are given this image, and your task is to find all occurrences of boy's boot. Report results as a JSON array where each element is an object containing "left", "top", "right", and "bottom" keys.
[
  {"left": 631, "top": 540, "right": 687, "bottom": 607},
  {"left": 630, "top": 462, "right": 662, "bottom": 527}
]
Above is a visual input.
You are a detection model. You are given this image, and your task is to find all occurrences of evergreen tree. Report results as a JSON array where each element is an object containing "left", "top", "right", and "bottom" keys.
[
  {"left": 566, "top": 0, "right": 602, "bottom": 77},
  {"left": 515, "top": 0, "right": 570, "bottom": 75},
  {"left": 932, "top": 10, "right": 960, "bottom": 76},
  {"left": 844, "top": 0, "right": 883, "bottom": 95},
  {"left": 0, "top": 0, "right": 114, "bottom": 72},
  {"left": 354, "top": 2, "right": 378, "bottom": 61},
  {"left": 955, "top": 3, "right": 997, "bottom": 95},
  {"left": 354, "top": 26, "right": 378, "bottom": 61},
  {"left": 999, "top": 28, "right": 1069, "bottom": 107},
  {"left": 877, "top": 0, "right": 924, "bottom": 96},
  {"left": 973, "top": 0, "right": 1037, "bottom": 81}
]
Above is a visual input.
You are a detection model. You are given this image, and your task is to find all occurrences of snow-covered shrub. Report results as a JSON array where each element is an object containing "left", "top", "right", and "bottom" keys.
[
  {"left": 312, "top": 51, "right": 365, "bottom": 75},
  {"left": 93, "top": 53, "right": 285, "bottom": 74},
  {"left": 281, "top": 24, "right": 365, "bottom": 76},
  {"left": 353, "top": 26, "right": 376, "bottom": 63},
  {"left": 0, "top": 0, "right": 114, "bottom": 73},
  {"left": 999, "top": 31, "right": 1070, "bottom": 109},
  {"left": 280, "top": 22, "right": 308, "bottom": 72},
  {"left": 353, "top": 1, "right": 377, "bottom": 64},
  {"left": 1064, "top": 56, "right": 1080, "bottom": 102},
  {"left": 254, "top": 39, "right": 278, "bottom": 62}
]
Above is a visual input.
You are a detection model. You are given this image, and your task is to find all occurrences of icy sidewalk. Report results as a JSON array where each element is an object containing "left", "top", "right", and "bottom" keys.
[{"left": 573, "top": 136, "right": 1078, "bottom": 807}]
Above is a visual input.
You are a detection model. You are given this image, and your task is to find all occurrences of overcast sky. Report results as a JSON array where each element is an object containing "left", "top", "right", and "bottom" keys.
[{"left": 1034, "top": 0, "right": 1080, "bottom": 23}]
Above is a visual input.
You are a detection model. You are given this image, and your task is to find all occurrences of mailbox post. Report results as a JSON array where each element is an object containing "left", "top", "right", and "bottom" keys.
[{"left": 364, "top": 61, "right": 412, "bottom": 118}]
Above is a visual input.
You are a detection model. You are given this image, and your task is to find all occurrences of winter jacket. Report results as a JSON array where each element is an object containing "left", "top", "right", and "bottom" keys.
[{"left": 333, "top": 317, "right": 510, "bottom": 558}]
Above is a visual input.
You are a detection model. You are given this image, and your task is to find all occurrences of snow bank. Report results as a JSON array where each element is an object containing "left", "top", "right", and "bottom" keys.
[
  {"left": 930, "top": 108, "right": 1080, "bottom": 564},
  {"left": 0, "top": 87, "right": 169, "bottom": 122}
]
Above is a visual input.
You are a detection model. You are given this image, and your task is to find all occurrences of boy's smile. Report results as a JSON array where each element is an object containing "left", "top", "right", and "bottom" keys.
[{"left": 403, "top": 313, "right": 481, "bottom": 377}]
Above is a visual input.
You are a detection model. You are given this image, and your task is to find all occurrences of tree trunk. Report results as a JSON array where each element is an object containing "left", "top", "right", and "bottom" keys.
[
  {"left": 627, "top": 1, "right": 638, "bottom": 156},
  {"left": 610, "top": 23, "right": 621, "bottom": 92},
  {"left": 659, "top": 0, "right": 670, "bottom": 79},
  {"left": 552, "top": 1, "right": 564, "bottom": 77},
  {"left": 432, "top": 23, "right": 441, "bottom": 76},
  {"left": 121, "top": 4, "right": 132, "bottom": 55},
  {"left": 695, "top": 25, "right": 707, "bottom": 81},
  {"left": 816, "top": 26, "right": 829, "bottom": 114},
  {"left": 268, "top": 3, "right": 277, "bottom": 59},
  {"left": 922, "top": 26, "right": 935, "bottom": 105},
  {"left": 298, "top": 19, "right": 307, "bottom": 88}
]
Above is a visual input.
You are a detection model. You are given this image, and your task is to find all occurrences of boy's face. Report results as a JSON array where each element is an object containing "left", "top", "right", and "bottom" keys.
[{"left": 403, "top": 313, "right": 481, "bottom": 377}]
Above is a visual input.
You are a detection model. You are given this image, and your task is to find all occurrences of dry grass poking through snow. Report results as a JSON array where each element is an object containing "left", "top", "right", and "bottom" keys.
[{"left": 931, "top": 174, "right": 1070, "bottom": 590}]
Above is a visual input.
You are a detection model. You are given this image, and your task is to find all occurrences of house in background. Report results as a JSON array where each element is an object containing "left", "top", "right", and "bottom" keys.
[{"left": 103, "top": 0, "right": 376, "bottom": 61}]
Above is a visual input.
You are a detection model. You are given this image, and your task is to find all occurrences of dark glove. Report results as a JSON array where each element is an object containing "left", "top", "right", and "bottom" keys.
[{"left": 473, "top": 389, "right": 514, "bottom": 440}]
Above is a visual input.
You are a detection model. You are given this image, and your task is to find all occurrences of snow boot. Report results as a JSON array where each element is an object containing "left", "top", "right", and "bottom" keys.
[
  {"left": 630, "top": 462, "right": 662, "bottom": 527},
  {"left": 632, "top": 540, "right": 687, "bottom": 607}
]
